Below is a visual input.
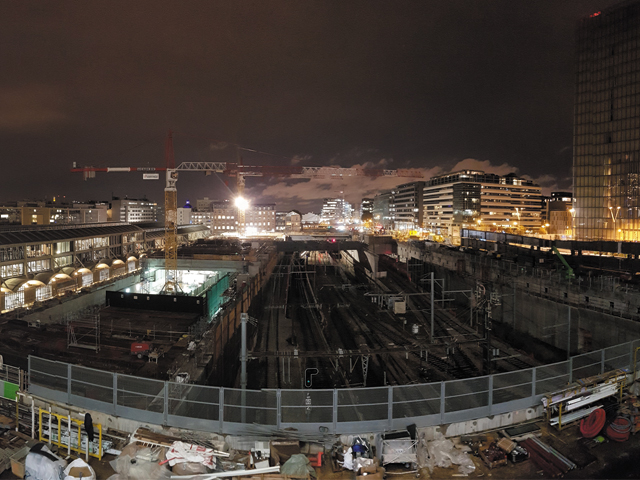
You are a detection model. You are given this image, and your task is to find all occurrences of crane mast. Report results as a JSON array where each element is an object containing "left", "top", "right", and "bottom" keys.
[{"left": 163, "top": 132, "right": 180, "bottom": 293}]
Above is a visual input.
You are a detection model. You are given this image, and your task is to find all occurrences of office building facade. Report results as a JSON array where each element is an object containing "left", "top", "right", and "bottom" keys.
[
  {"left": 423, "top": 170, "right": 541, "bottom": 238},
  {"left": 372, "top": 190, "right": 394, "bottom": 229},
  {"left": 320, "top": 198, "right": 352, "bottom": 224},
  {"left": 574, "top": 2, "right": 640, "bottom": 240},
  {"left": 110, "top": 198, "right": 158, "bottom": 223},
  {"left": 360, "top": 198, "right": 374, "bottom": 220},
  {"left": 391, "top": 182, "right": 425, "bottom": 231},
  {"left": 543, "top": 192, "right": 574, "bottom": 236}
]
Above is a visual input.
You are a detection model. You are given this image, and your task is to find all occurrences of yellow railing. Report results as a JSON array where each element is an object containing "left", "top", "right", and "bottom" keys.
[{"left": 38, "top": 408, "right": 103, "bottom": 460}]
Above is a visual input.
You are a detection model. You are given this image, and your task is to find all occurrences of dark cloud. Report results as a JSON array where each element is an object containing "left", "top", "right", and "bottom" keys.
[{"left": 0, "top": 0, "right": 621, "bottom": 209}]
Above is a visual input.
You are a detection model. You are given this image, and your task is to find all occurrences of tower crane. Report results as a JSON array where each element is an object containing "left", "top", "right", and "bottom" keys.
[{"left": 72, "top": 132, "right": 424, "bottom": 292}]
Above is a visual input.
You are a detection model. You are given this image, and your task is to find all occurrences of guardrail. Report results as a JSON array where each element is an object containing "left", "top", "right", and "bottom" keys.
[{"left": 27, "top": 338, "right": 640, "bottom": 435}]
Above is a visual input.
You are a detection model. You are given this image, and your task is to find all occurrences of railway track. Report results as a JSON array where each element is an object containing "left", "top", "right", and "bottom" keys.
[{"left": 250, "top": 251, "right": 541, "bottom": 392}]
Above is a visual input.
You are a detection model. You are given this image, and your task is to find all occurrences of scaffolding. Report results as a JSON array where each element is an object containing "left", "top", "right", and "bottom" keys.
[{"left": 66, "top": 306, "right": 101, "bottom": 352}]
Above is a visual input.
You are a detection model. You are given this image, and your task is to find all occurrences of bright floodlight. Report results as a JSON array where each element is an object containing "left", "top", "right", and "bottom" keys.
[{"left": 235, "top": 196, "right": 249, "bottom": 211}]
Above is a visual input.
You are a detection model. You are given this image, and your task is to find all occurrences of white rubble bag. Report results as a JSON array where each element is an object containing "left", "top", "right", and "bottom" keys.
[
  {"left": 25, "top": 443, "right": 67, "bottom": 480},
  {"left": 64, "top": 458, "right": 96, "bottom": 480}
]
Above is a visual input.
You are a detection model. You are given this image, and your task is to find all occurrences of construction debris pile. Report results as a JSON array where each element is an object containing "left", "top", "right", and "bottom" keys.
[
  {"left": 104, "top": 428, "right": 283, "bottom": 479},
  {"left": 0, "top": 427, "right": 37, "bottom": 478}
]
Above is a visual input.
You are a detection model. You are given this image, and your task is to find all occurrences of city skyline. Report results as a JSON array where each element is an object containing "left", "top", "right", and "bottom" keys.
[{"left": 0, "top": 1, "right": 621, "bottom": 211}]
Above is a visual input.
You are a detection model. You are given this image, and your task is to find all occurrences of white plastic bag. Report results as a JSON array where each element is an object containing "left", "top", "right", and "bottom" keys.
[
  {"left": 342, "top": 447, "right": 353, "bottom": 470},
  {"left": 25, "top": 444, "right": 67, "bottom": 480}
]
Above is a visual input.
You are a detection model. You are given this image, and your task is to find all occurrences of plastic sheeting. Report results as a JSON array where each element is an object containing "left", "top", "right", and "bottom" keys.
[
  {"left": 281, "top": 454, "right": 317, "bottom": 478},
  {"left": 425, "top": 433, "right": 475, "bottom": 476},
  {"left": 109, "top": 446, "right": 171, "bottom": 480}
]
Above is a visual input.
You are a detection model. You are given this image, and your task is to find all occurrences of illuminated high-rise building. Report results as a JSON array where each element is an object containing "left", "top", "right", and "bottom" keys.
[{"left": 573, "top": 1, "right": 640, "bottom": 240}]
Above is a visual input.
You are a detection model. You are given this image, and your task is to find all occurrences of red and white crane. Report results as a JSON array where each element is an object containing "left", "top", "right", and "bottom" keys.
[{"left": 72, "top": 132, "right": 424, "bottom": 292}]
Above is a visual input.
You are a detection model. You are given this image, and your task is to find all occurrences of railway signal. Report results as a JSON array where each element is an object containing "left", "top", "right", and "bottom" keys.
[{"left": 304, "top": 367, "right": 319, "bottom": 388}]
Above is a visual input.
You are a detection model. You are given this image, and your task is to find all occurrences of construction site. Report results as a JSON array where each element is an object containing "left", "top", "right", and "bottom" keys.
[
  {"left": 1, "top": 134, "right": 640, "bottom": 476},
  {"left": 1, "top": 224, "right": 640, "bottom": 477}
]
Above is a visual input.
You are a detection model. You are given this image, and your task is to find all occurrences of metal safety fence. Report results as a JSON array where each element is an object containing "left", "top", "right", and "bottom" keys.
[{"left": 28, "top": 338, "right": 640, "bottom": 435}]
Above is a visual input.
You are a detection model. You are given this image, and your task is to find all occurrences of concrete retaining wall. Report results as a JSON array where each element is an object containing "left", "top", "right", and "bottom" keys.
[{"left": 394, "top": 244, "right": 640, "bottom": 353}]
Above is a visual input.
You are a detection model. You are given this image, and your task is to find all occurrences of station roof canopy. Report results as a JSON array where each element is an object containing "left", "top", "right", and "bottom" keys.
[{"left": 0, "top": 223, "right": 143, "bottom": 246}]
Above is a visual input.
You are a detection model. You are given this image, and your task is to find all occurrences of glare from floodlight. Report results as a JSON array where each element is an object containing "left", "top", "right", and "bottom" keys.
[{"left": 235, "top": 196, "right": 249, "bottom": 211}]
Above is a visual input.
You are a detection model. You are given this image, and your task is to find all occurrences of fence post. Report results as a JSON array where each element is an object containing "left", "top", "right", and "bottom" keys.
[
  {"left": 333, "top": 389, "right": 338, "bottom": 434},
  {"left": 631, "top": 342, "right": 637, "bottom": 377},
  {"left": 387, "top": 386, "right": 393, "bottom": 430},
  {"left": 601, "top": 349, "right": 606, "bottom": 375},
  {"left": 531, "top": 368, "right": 536, "bottom": 397},
  {"left": 163, "top": 382, "right": 168, "bottom": 426},
  {"left": 488, "top": 376, "right": 493, "bottom": 415},
  {"left": 67, "top": 364, "right": 72, "bottom": 404},
  {"left": 219, "top": 388, "right": 225, "bottom": 434},
  {"left": 568, "top": 357, "right": 574, "bottom": 384},
  {"left": 276, "top": 389, "right": 281, "bottom": 431},
  {"left": 113, "top": 373, "right": 118, "bottom": 416},
  {"left": 440, "top": 382, "right": 446, "bottom": 425}
]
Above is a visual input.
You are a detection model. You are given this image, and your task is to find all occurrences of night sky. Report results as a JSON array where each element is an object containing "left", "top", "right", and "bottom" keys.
[{"left": 0, "top": 1, "right": 622, "bottom": 212}]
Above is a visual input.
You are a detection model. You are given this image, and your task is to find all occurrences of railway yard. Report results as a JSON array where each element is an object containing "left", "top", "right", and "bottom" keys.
[{"left": 247, "top": 250, "right": 543, "bottom": 391}]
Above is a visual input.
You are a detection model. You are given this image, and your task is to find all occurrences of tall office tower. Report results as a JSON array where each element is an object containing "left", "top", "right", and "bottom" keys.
[{"left": 574, "top": 2, "right": 640, "bottom": 240}]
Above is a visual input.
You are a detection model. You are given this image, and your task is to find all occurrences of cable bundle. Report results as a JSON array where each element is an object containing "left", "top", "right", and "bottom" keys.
[
  {"left": 605, "top": 416, "right": 632, "bottom": 442},
  {"left": 580, "top": 408, "right": 606, "bottom": 438}
]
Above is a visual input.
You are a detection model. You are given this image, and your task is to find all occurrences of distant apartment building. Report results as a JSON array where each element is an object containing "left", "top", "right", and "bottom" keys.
[
  {"left": 302, "top": 212, "right": 321, "bottom": 229},
  {"left": 176, "top": 201, "right": 193, "bottom": 226},
  {"left": 208, "top": 201, "right": 275, "bottom": 234},
  {"left": 320, "top": 198, "right": 352, "bottom": 224},
  {"left": 544, "top": 192, "right": 574, "bottom": 236},
  {"left": 190, "top": 211, "right": 213, "bottom": 231},
  {"left": 391, "top": 182, "right": 424, "bottom": 231},
  {"left": 110, "top": 198, "right": 158, "bottom": 223},
  {"left": 0, "top": 201, "right": 109, "bottom": 226},
  {"left": 276, "top": 211, "right": 287, "bottom": 232},
  {"left": 245, "top": 204, "right": 276, "bottom": 233},
  {"left": 211, "top": 200, "right": 237, "bottom": 233},
  {"left": 360, "top": 198, "right": 374, "bottom": 220},
  {"left": 196, "top": 197, "right": 213, "bottom": 212},
  {"left": 423, "top": 170, "right": 542, "bottom": 238},
  {"left": 372, "top": 190, "right": 394, "bottom": 229},
  {"left": 285, "top": 210, "right": 302, "bottom": 233}
]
